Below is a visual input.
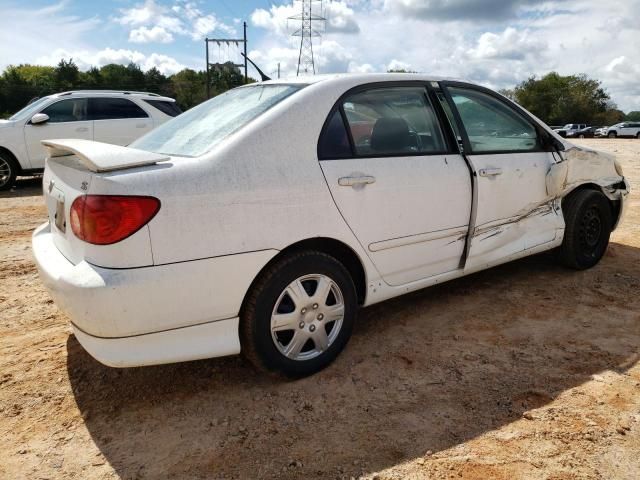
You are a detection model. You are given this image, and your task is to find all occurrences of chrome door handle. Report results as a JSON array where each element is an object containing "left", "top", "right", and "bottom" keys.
[
  {"left": 75, "top": 127, "right": 89, "bottom": 132},
  {"left": 478, "top": 167, "right": 502, "bottom": 177},
  {"left": 338, "top": 175, "right": 376, "bottom": 187}
]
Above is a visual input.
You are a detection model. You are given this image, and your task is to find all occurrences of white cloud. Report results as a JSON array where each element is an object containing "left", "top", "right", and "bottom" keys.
[
  {"left": 387, "top": 59, "right": 412, "bottom": 71},
  {"left": 251, "top": 1, "right": 359, "bottom": 36},
  {"left": 248, "top": 0, "right": 640, "bottom": 111},
  {"left": 467, "top": 27, "right": 542, "bottom": 61},
  {"left": 129, "top": 26, "right": 173, "bottom": 43},
  {"left": 0, "top": 1, "right": 99, "bottom": 71},
  {"left": 117, "top": 0, "right": 236, "bottom": 43}
]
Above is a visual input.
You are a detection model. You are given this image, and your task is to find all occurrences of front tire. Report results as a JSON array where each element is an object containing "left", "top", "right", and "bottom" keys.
[
  {"left": 608, "top": 132, "right": 617, "bottom": 138},
  {"left": 559, "top": 190, "right": 612, "bottom": 270},
  {"left": 0, "top": 152, "right": 18, "bottom": 191},
  {"left": 240, "top": 251, "right": 357, "bottom": 377}
]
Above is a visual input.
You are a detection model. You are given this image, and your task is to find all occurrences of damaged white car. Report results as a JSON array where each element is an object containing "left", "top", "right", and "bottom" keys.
[{"left": 32, "top": 74, "right": 629, "bottom": 377}]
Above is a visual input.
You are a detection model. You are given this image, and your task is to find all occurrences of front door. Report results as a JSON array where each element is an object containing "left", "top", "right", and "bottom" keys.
[
  {"left": 442, "top": 84, "right": 563, "bottom": 270},
  {"left": 24, "top": 98, "right": 93, "bottom": 169},
  {"left": 319, "top": 85, "right": 472, "bottom": 286}
]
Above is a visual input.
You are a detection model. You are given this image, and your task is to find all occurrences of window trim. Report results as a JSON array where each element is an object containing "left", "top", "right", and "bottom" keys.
[
  {"left": 439, "top": 80, "right": 561, "bottom": 155},
  {"left": 88, "top": 97, "right": 150, "bottom": 121},
  {"left": 32, "top": 98, "right": 89, "bottom": 124},
  {"left": 317, "top": 81, "right": 458, "bottom": 161}
]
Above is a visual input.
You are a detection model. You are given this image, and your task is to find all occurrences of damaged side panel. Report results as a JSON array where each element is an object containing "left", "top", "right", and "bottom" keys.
[{"left": 548, "top": 145, "right": 629, "bottom": 228}]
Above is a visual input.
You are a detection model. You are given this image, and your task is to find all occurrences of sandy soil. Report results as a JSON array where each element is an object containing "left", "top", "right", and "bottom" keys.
[{"left": 1, "top": 138, "right": 639, "bottom": 480}]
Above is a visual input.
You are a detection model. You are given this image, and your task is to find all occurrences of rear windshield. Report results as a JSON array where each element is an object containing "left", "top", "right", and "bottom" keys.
[{"left": 131, "top": 85, "right": 303, "bottom": 157}]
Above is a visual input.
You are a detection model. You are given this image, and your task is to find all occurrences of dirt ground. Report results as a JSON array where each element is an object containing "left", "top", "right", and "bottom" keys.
[{"left": 1, "top": 138, "right": 639, "bottom": 480}]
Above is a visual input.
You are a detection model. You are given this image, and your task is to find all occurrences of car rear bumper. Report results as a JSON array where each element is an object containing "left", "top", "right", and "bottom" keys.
[
  {"left": 32, "top": 222, "right": 278, "bottom": 366},
  {"left": 71, "top": 318, "right": 240, "bottom": 367}
]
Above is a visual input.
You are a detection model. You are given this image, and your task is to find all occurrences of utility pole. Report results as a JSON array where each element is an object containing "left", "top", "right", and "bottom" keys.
[
  {"left": 288, "top": 0, "right": 325, "bottom": 76},
  {"left": 277, "top": 63, "right": 281, "bottom": 79},
  {"left": 204, "top": 25, "right": 248, "bottom": 99},
  {"left": 243, "top": 21, "right": 248, "bottom": 84}
]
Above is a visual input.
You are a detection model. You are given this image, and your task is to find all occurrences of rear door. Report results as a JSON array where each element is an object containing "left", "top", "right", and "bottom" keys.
[
  {"left": 319, "top": 84, "right": 472, "bottom": 286},
  {"left": 23, "top": 98, "right": 93, "bottom": 169},
  {"left": 441, "top": 83, "right": 563, "bottom": 270},
  {"left": 89, "top": 97, "right": 153, "bottom": 146}
]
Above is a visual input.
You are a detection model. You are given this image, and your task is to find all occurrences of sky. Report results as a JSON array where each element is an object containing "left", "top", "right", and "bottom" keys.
[{"left": 0, "top": 0, "right": 639, "bottom": 111}]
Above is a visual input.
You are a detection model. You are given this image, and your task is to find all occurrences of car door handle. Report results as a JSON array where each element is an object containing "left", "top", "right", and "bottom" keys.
[
  {"left": 478, "top": 167, "right": 503, "bottom": 177},
  {"left": 338, "top": 176, "right": 376, "bottom": 187},
  {"left": 75, "top": 127, "right": 89, "bottom": 132},
  {"left": 136, "top": 123, "right": 147, "bottom": 128}
]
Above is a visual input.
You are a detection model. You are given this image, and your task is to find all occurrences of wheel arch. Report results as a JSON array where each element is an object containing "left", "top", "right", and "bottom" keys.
[
  {"left": 561, "top": 182, "right": 622, "bottom": 229},
  {"left": 242, "top": 237, "right": 368, "bottom": 311},
  {"left": 0, "top": 146, "right": 21, "bottom": 174}
]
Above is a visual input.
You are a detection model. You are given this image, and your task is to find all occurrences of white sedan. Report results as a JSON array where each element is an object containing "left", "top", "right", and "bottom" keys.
[{"left": 32, "top": 74, "right": 630, "bottom": 377}]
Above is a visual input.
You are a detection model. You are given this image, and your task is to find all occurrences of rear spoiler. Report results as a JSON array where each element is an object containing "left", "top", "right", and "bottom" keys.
[{"left": 41, "top": 139, "right": 169, "bottom": 173}]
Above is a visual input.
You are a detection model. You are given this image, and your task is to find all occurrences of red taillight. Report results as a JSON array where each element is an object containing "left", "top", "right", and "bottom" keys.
[{"left": 70, "top": 195, "right": 160, "bottom": 245}]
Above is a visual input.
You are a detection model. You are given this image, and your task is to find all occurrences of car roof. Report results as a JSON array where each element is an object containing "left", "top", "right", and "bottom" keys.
[
  {"left": 47, "top": 90, "right": 176, "bottom": 102},
  {"left": 260, "top": 72, "right": 465, "bottom": 87}
]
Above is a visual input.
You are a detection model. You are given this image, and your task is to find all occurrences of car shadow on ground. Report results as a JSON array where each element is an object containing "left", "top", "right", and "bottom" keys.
[
  {"left": 0, "top": 176, "right": 42, "bottom": 198},
  {"left": 66, "top": 242, "right": 640, "bottom": 479}
]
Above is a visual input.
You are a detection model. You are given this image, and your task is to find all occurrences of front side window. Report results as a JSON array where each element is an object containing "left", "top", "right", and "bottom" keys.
[
  {"left": 131, "top": 85, "right": 302, "bottom": 157},
  {"left": 448, "top": 87, "right": 538, "bottom": 153},
  {"left": 40, "top": 98, "right": 87, "bottom": 123},
  {"left": 89, "top": 98, "right": 149, "bottom": 120},
  {"left": 340, "top": 87, "right": 446, "bottom": 156}
]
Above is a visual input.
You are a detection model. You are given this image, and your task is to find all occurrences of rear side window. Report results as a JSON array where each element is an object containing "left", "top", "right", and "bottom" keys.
[
  {"left": 89, "top": 98, "right": 149, "bottom": 120},
  {"left": 318, "top": 110, "right": 351, "bottom": 159},
  {"left": 342, "top": 87, "right": 446, "bottom": 157},
  {"left": 447, "top": 87, "right": 538, "bottom": 153},
  {"left": 143, "top": 99, "right": 182, "bottom": 117},
  {"left": 40, "top": 98, "right": 87, "bottom": 123}
]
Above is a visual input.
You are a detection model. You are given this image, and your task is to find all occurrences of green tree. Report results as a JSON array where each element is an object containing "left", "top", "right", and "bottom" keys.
[
  {"left": 625, "top": 111, "right": 640, "bottom": 121},
  {"left": 208, "top": 62, "right": 244, "bottom": 96},
  {"left": 513, "top": 72, "right": 612, "bottom": 125},
  {"left": 55, "top": 58, "right": 80, "bottom": 89},
  {"left": 170, "top": 68, "right": 207, "bottom": 109}
]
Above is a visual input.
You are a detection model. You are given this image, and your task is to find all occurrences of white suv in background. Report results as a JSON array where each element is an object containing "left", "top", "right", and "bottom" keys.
[
  {"left": 606, "top": 122, "right": 640, "bottom": 138},
  {"left": 0, "top": 91, "right": 181, "bottom": 190}
]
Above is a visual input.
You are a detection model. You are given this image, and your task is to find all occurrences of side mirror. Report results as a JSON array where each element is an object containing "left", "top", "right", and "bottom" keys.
[{"left": 31, "top": 113, "right": 49, "bottom": 125}]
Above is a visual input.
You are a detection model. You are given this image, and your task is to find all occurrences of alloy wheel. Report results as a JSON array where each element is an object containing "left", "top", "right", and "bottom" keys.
[{"left": 270, "top": 274, "right": 345, "bottom": 361}]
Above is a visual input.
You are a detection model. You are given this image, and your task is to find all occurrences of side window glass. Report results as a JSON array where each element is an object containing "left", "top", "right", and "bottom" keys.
[
  {"left": 342, "top": 87, "right": 446, "bottom": 156},
  {"left": 89, "top": 98, "right": 149, "bottom": 120},
  {"left": 318, "top": 110, "right": 351, "bottom": 159},
  {"left": 40, "top": 99, "right": 87, "bottom": 123},
  {"left": 448, "top": 87, "right": 538, "bottom": 153}
]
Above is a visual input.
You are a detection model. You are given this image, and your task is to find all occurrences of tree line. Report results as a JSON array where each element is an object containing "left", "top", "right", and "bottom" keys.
[
  {"left": 0, "top": 59, "right": 248, "bottom": 117},
  {"left": 500, "top": 72, "right": 639, "bottom": 126},
  {"left": 1, "top": 60, "right": 638, "bottom": 125}
]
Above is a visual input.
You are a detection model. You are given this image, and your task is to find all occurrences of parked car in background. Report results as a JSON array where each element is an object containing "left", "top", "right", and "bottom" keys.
[
  {"left": 32, "top": 74, "right": 629, "bottom": 377},
  {"left": 606, "top": 122, "right": 640, "bottom": 138},
  {"left": 0, "top": 91, "right": 181, "bottom": 190},
  {"left": 595, "top": 126, "right": 609, "bottom": 137},
  {"left": 554, "top": 123, "right": 586, "bottom": 137},
  {"left": 566, "top": 126, "right": 597, "bottom": 138}
]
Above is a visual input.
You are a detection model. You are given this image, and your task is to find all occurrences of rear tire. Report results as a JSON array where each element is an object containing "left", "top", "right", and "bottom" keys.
[
  {"left": 559, "top": 190, "right": 612, "bottom": 270},
  {"left": 0, "top": 151, "right": 18, "bottom": 191},
  {"left": 240, "top": 251, "right": 357, "bottom": 378}
]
